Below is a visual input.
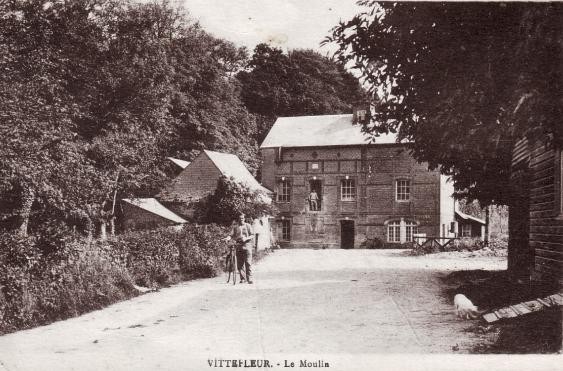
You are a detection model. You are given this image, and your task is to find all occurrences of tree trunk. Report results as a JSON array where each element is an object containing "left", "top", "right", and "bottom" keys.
[
  {"left": 17, "top": 184, "right": 34, "bottom": 237},
  {"left": 100, "top": 221, "right": 107, "bottom": 241},
  {"left": 109, "top": 172, "right": 120, "bottom": 237},
  {"left": 484, "top": 206, "right": 490, "bottom": 245},
  {"left": 86, "top": 215, "right": 94, "bottom": 243}
]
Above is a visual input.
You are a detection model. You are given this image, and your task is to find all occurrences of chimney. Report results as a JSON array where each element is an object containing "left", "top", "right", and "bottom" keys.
[{"left": 352, "top": 106, "right": 369, "bottom": 125}]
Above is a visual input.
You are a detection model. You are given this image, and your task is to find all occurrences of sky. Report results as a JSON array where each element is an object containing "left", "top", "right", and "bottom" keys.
[{"left": 180, "top": 0, "right": 363, "bottom": 54}]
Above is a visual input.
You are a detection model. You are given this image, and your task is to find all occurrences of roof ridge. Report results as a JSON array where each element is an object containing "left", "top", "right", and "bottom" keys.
[{"left": 276, "top": 113, "right": 352, "bottom": 120}]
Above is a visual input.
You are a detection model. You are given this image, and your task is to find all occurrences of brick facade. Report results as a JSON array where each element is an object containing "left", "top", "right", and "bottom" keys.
[
  {"left": 159, "top": 154, "right": 223, "bottom": 203},
  {"left": 261, "top": 144, "right": 454, "bottom": 248}
]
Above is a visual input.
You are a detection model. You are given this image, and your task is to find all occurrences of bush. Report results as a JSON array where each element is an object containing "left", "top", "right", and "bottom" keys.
[
  {"left": 360, "top": 237, "right": 412, "bottom": 249},
  {"left": 410, "top": 237, "right": 508, "bottom": 256},
  {"left": 0, "top": 233, "right": 135, "bottom": 334},
  {"left": 360, "top": 238, "right": 384, "bottom": 249},
  {"left": 194, "top": 176, "right": 277, "bottom": 225},
  {"left": 104, "top": 224, "right": 230, "bottom": 285},
  {"left": 0, "top": 222, "right": 234, "bottom": 335},
  {"left": 178, "top": 224, "right": 229, "bottom": 279},
  {"left": 106, "top": 229, "right": 181, "bottom": 287}
]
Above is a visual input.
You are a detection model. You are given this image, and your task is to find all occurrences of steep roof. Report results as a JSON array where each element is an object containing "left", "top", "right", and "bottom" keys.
[
  {"left": 167, "top": 157, "right": 191, "bottom": 169},
  {"left": 455, "top": 210, "right": 486, "bottom": 225},
  {"left": 203, "top": 150, "right": 272, "bottom": 194},
  {"left": 122, "top": 198, "right": 187, "bottom": 224},
  {"left": 260, "top": 114, "right": 398, "bottom": 148}
]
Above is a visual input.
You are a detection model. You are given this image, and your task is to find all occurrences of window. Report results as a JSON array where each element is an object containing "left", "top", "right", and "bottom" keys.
[
  {"left": 278, "top": 178, "right": 291, "bottom": 202},
  {"left": 387, "top": 221, "right": 401, "bottom": 243},
  {"left": 281, "top": 220, "right": 291, "bottom": 241},
  {"left": 405, "top": 222, "right": 418, "bottom": 242},
  {"left": 461, "top": 224, "right": 472, "bottom": 237},
  {"left": 396, "top": 180, "right": 411, "bottom": 201},
  {"left": 309, "top": 179, "right": 322, "bottom": 211},
  {"left": 340, "top": 179, "right": 356, "bottom": 201}
]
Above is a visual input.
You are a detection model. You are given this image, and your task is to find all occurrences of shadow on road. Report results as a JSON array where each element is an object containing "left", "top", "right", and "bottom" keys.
[{"left": 439, "top": 269, "right": 562, "bottom": 354}]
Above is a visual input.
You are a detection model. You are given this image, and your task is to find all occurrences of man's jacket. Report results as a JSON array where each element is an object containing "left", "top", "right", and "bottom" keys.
[{"left": 231, "top": 222, "right": 254, "bottom": 251}]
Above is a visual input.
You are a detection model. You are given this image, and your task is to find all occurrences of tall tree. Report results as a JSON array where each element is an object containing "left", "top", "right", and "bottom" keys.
[
  {"left": 0, "top": 0, "right": 261, "bottom": 237},
  {"left": 237, "top": 43, "right": 367, "bottom": 143},
  {"left": 326, "top": 2, "right": 562, "bottom": 205}
]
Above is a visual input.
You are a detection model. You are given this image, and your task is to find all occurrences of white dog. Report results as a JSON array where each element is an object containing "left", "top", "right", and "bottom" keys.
[{"left": 454, "top": 294, "right": 481, "bottom": 319}]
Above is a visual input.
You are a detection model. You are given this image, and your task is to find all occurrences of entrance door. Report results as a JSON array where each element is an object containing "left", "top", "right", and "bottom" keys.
[{"left": 340, "top": 220, "right": 354, "bottom": 249}]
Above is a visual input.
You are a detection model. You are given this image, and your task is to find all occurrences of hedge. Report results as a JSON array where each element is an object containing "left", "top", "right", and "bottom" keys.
[{"left": 0, "top": 223, "right": 230, "bottom": 335}]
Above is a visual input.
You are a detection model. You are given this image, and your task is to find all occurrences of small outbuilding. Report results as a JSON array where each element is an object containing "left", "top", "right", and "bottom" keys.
[
  {"left": 121, "top": 198, "right": 187, "bottom": 231},
  {"left": 159, "top": 150, "right": 271, "bottom": 206},
  {"left": 167, "top": 157, "right": 191, "bottom": 169},
  {"left": 454, "top": 210, "right": 486, "bottom": 240}
]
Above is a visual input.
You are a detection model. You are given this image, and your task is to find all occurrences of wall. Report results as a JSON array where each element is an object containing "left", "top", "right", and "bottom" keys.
[
  {"left": 121, "top": 202, "right": 176, "bottom": 230},
  {"left": 510, "top": 138, "right": 562, "bottom": 290},
  {"left": 439, "top": 176, "right": 456, "bottom": 238},
  {"left": 509, "top": 138, "right": 533, "bottom": 282},
  {"left": 528, "top": 141, "right": 562, "bottom": 290},
  {"left": 261, "top": 144, "right": 443, "bottom": 248},
  {"left": 159, "top": 153, "right": 222, "bottom": 202}
]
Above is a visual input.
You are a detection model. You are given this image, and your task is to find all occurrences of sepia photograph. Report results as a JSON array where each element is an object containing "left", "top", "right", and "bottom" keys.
[{"left": 0, "top": 1, "right": 561, "bottom": 370}]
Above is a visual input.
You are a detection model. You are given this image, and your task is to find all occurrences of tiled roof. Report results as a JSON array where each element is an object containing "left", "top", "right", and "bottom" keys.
[
  {"left": 260, "top": 114, "right": 398, "bottom": 148},
  {"left": 455, "top": 210, "right": 486, "bottom": 225},
  {"left": 167, "top": 157, "right": 191, "bottom": 169},
  {"left": 122, "top": 198, "right": 187, "bottom": 224},
  {"left": 204, "top": 150, "right": 272, "bottom": 194}
]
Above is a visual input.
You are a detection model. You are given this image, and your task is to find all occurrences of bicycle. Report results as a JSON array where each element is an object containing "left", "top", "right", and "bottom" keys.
[
  {"left": 225, "top": 243, "right": 238, "bottom": 285},
  {"left": 223, "top": 236, "right": 249, "bottom": 285}
]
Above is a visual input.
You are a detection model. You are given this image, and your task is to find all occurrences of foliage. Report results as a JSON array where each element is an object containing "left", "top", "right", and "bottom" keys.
[
  {"left": 178, "top": 224, "right": 229, "bottom": 279},
  {"left": 0, "top": 223, "right": 231, "bottom": 334},
  {"left": 0, "top": 232, "right": 135, "bottom": 334},
  {"left": 195, "top": 176, "right": 277, "bottom": 225},
  {"left": 0, "top": 0, "right": 260, "bottom": 237},
  {"left": 107, "top": 229, "right": 181, "bottom": 287},
  {"left": 360, "top": 237, "right": 384, "bottom": 249},
  {"left": 237, "top": 43, "right": 367, "bottom": 142},
  {"left": 410, "top": 237, "right": 508, "bottom": 256},
  {"left": 360, "top": 237, "right": 412, "bottom": 249},
  {"left": 458, "top": 200, "right": 509, "bottom": 239},
  {"left": 326, "top": 2, "right": 563, "bottom": 205}
]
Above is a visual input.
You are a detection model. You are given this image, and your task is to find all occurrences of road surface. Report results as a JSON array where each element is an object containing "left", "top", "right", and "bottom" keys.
[{"left": 3, "top": 249, "right": 552, "bottom": 371}]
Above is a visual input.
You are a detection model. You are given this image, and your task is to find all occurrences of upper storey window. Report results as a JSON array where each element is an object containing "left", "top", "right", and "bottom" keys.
[
  {"left": 278, "top": 178, "right": 291, "bottom": 202},
  {"left": 340, "top": 179, "right": 356, "bottom": 201},
  {"left": 396, "top": 180, "right": 411, "bottom": 201}
]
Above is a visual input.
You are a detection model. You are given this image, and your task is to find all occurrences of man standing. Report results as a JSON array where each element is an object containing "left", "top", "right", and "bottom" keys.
[
  {"left": 309, "top": 189, "right": 319, "bottom": 211},
  {"left": 231, "top": 212, "right": 254, "bottom": 284}
]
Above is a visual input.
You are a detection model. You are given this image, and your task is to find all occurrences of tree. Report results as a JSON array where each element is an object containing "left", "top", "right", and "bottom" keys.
[
  {"left": 194, "top": 176, "right": 277, "bottom": 226},
  {"left": 0, "top": 0, "right": 262, "bottom": 237},
  {"left": 237, "top": 44, "right": 367, "bottom": 143},
  {"left": 326, "top": 2, "right": 562, "bottom": 205},
  {"left": 165, "top": 29, "right": 260, "bottom": 172}
]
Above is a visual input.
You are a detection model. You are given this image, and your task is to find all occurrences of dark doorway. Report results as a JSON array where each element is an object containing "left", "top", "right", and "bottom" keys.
[
  {"left": 308, "top": 179, "right": 322, "bottom": 211},
  {"left": 340, "top": 220, "right": 355, "bottom": 249}
]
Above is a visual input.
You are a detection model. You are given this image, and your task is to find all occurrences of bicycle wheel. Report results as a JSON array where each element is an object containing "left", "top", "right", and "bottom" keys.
[
  {"left": 231, "top": 252, "right": 237, "bottom": 285},
  {"left": 226, "top": 254, "right": 232, "bottom": 283}
]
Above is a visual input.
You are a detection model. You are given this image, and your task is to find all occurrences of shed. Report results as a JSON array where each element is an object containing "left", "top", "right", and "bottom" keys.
[
  {"left": 455, "top": 210, "right": 486, "bottom": 239},
  {"left": 121, "top": 198, "right": 187, "bottom": 230},
  {"left": 167, "top": 157, "right": 191, "bottom": 169},
  {"left": 158, "top": 150, "right": 271, "bottom": 203}
]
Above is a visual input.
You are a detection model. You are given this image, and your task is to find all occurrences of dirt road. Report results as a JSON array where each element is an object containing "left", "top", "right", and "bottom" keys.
[{"left": 2, "top": 249, "right": 556, "bottom": 371}]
